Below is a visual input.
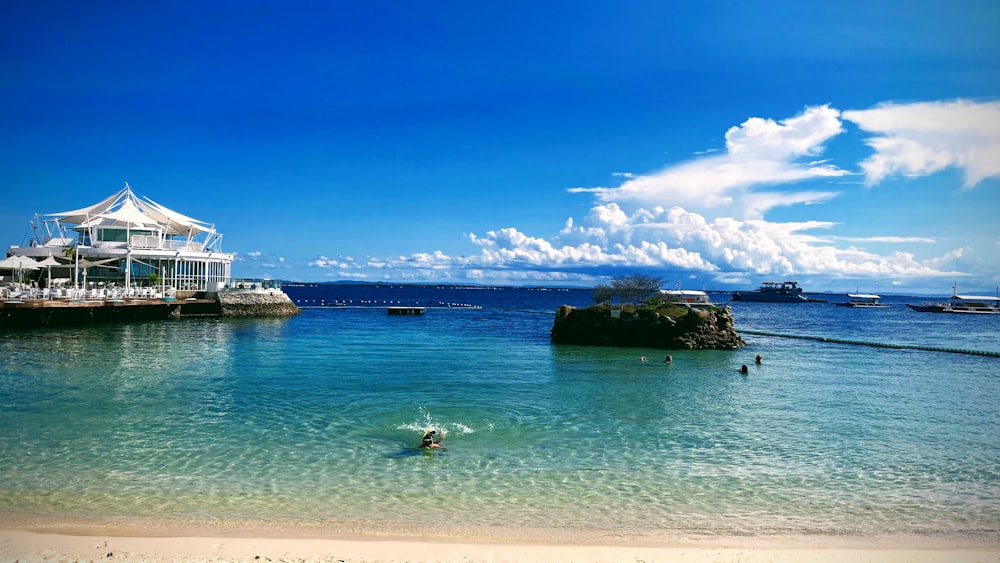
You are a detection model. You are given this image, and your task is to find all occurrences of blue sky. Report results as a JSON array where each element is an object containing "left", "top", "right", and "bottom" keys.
[{"left": 2, "top": 1, "right": 999, "bottom": 294}]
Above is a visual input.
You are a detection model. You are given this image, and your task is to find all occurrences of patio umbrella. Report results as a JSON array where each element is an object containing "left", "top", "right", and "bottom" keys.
[
  {"left": 75, "top": 257, "right": 118, "bottom": 291},
  {"left": 0, "top": 255, "right": 40, "bottom": 285},
  {"left": 35, "top": 253, "right": 63, "bottom": 291}
]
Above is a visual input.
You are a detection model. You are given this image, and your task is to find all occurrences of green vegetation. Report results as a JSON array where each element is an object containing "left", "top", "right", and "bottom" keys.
[{"left": 592, "top": 274, "right": 663, "bottom": 306}]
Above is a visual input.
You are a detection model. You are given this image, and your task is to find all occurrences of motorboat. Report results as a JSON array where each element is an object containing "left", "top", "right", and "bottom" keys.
[
  {"left": 731, "top": 281, "right": 824, "bottom": 303},
  {"left": 834, "top": 293, "right": 888, "bottom": 308},
  {"left": 906, "top": 294, "right": 1000, "bottom": 314},
  {"left": 659, "top": 288, "right": 714, "bottom": 308}
]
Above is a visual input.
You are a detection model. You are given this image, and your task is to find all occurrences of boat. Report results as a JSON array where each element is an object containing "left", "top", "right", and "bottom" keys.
[
  {"left": 834, "top": 293, "right": 888, "bottom": 308},
  {"left": 659, "top": 288, "right": 715, "bottom": 308},
  {"left": 731, "top": 281, "right": 825, "bottom": 303},
  {"left": 906, "top": 287, "right": 1000, "bottom": 314}
]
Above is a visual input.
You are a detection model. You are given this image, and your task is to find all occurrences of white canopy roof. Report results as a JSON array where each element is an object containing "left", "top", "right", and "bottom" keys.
[
  {"left": 35, "top": 254, "right": 63, "bottom": 267},
  {"left": 47, "top": 183, "right": 213, "bottom": 236},
  {"left": 0, "top": 255, "right": 40, "bottom": 270}
]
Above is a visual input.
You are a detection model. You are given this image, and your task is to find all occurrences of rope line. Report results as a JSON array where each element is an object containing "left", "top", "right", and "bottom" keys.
[{"left": 740, "top": 329, "right": 1000, "bottom": 357}]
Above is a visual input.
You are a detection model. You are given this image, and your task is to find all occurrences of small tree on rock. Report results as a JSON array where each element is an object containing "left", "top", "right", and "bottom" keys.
[
  {"left": 592, "top": 283, "right": 614, "bottom": 305},
  {"left": 598, "top": 274, "right": 663, "bottom": 307}
]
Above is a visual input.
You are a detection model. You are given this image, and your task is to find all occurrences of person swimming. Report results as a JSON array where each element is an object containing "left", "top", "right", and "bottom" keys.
[
  {"left": 420, "top": 429, "right": 443, "bottom": 449},
  {"left": 740, "top": 364, "right": 749, "bottom": 375}
]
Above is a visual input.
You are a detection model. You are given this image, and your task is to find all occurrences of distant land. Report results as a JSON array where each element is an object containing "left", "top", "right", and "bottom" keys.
[{"left": 279, "top": 280, "right": 968, "bottom": 299}]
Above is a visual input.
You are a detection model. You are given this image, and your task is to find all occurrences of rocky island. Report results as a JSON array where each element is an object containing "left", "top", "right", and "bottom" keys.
[
  {"left": 549, "top": 275, "right": 745, "bottom": 350},
  {"left": 550, "top": 303, "right": 745, "bottom": 350}
]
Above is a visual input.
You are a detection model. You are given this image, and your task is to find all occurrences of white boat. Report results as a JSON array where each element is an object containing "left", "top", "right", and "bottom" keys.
[
  {"left": 906, "top": 294, "right": 1000, "bottom": 314},
  {"left": 659, "top": 288, "right": 714, "bottom": 308},
  {"left": 906, "top": 285, "right": 1000, "bottom": 314},
  {"left": 834, "top": 293, "right": 888, "bottom": 308}
]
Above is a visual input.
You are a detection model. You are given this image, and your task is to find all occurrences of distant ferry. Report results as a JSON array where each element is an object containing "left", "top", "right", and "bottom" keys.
[
  {"left": 731, "top": 281, "right": 824, "bottom": 303},
  {"left": 834, "top": 293, "right": 888, "bottom": 308},
  {"left": 906, "top": 286, "right": 1000, "bottom": 314}
]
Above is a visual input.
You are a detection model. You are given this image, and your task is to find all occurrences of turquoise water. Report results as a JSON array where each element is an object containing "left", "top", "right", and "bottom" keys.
[{"left": 1, "top": 287, "right": 998, "bottom": 541}]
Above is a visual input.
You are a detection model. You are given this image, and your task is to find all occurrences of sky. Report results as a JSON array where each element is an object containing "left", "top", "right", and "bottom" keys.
[{"left": 2, "top": 1, "right": 999, "bottom": 294}]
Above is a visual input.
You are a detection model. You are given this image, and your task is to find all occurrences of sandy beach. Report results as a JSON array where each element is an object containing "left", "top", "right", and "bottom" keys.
[{"left": 2, "top": 526, "right": 998, "bottom": 563}]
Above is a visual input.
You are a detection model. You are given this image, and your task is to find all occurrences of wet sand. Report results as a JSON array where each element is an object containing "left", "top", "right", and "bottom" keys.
[{"left": 2, "top": 526, "right": 997, "bottom": 562}]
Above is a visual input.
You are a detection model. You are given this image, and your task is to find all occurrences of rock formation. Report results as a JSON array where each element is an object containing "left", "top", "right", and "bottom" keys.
[
  {"left": 217, "top": 290, "right": 301, "bottom": 318},
  {"left": 550, "top": 304, "right": 745, "bottom": 350}
]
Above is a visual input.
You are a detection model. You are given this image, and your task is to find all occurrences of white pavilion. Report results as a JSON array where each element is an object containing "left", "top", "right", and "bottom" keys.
[{"left": 6, "top": 183, "right": 234, "bottom": 295}]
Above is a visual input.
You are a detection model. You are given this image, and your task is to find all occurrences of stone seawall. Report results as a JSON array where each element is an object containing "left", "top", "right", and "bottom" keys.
[
  {"left": 550, "top": 305, "right": 745, "bottom": 350},
  {"left": 217, "top": 291, "right": 301, "bottom": 318}
]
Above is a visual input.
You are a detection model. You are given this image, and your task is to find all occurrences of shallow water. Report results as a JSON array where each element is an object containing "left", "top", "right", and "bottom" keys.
[{"left": 1, "top": 287, "right": 998, "bottom": 540}]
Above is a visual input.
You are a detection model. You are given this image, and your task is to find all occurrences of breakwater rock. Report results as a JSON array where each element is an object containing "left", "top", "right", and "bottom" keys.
[
  {"left": 217, "top": 291, "right": 301, "bottom": 318},
  {"left": 550, "top": 305, "right": 745, "bottom": 350}
]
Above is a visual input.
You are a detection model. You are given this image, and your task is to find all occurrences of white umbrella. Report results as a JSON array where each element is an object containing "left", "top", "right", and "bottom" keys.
[
  {"left": 75, "top": 257, "right": 118, "bottom": 293},
  {"left": 0, "top": 255, "right": 40, "bottom": 270},
  {"left": 36, "top": 253, "right": 63, "bottom": 292},
  {"left": 0, "top": 255, "right": 40, "bottom": 285}
]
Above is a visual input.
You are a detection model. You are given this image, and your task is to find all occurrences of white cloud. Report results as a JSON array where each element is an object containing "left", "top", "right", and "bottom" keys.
[
  {"left": 842, "top": 99, "right": 1000, "bottom": 188},
  {"left": 569, "top": 105, "right": 848, "bottom": 218},
  {"left": 834, "top": 236, "right": 937, "bottom": 244},
  {"left": 462, "top": 202, "right": 963, "bottom": 281},
  {"left": 328, "top": 271, "right": 367, "bottom": 279},
  {"left": 300, "top": 102, "right": 992, "bottom": 289},
  {"left": 309, "top": 255, "right": 359, "bottom": 269}
]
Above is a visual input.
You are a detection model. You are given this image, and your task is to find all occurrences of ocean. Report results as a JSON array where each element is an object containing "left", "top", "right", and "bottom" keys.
[{"left": 1, "top": 285, "right": 998, "bottom": 543}]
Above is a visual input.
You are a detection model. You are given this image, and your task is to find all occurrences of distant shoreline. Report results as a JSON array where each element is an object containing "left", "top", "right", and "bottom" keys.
[{"left": 281, "top": 281, "right": 960, "bottom": 299}]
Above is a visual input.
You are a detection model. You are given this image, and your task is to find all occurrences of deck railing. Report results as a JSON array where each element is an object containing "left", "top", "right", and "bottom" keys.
[{"left": 221, "top": 278, "right": 284, "bottom": 292}]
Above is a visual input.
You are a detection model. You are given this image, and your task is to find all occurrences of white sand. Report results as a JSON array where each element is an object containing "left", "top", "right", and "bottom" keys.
[{"left": 2, "top": 529, "right": 998, "bottom": 563}]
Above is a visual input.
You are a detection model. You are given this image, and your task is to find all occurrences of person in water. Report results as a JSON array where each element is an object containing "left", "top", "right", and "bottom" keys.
[
  {"left": 420, "top": 429, "right": 443, "bottom": 449},
  {"left": 740, "top": 364, "right": 749, "bottom": 375},
  {"left": 755, "top": 354, "right": 762, "bottom": 364}
]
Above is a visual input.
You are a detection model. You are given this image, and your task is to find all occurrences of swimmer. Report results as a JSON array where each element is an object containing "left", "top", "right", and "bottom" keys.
[
  {"left": 640, "top": 356, "right": 647, "bottom": 362},
  {"left": 740, "top": 364, "right": 749, "bottom": 375},
  {"left": 420, "top": 429, "right": 443, "bottom": 449},
  {"left": 663, "top": 355, "right": 672, "bottom": 364},
  {"left": 755, "top": 354, "right": 762, "bottom": 364}
]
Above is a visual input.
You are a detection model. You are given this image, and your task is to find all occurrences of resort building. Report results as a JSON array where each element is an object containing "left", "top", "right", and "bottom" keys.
[{"left": 5, "top": 183, "right": 234, "bottom": 295}]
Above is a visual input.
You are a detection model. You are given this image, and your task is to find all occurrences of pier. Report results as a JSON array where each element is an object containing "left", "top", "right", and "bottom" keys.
[
  {"left": 387, "top": 306, "right": 425, "bottom": 315},
  {"left": 0, "top": 297, "right": 181, "bottom": 327},
  {"left": 0, "top": 278, "right": 300, "bottom": 327}
]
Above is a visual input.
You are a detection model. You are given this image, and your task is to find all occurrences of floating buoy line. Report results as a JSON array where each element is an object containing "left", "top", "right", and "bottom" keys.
[
  {"left": 293, "top": 298, "right": 482, "bottom": 309},
  {"left": 740, "top": 329, "right": 1000, "bottom": 357}
]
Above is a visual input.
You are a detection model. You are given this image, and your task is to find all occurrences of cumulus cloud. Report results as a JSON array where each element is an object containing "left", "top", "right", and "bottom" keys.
[
  {"left": 303, "top": 102, "right": 989, "bottom": 287},
  {"left": 834, "top": 236, "right": 937, "bottom": 244},
  {"left": 842, "top": 99, "right": 1000, "bottom": 188},
  {"left": 454, "top": 199, "right": 973, "bottom": 283},
  {"left": 569, "top": 105, "right": 847, "bottom": 218},
  {"left": 309, "top": 255, "right": 360, "bottom": 269}
]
